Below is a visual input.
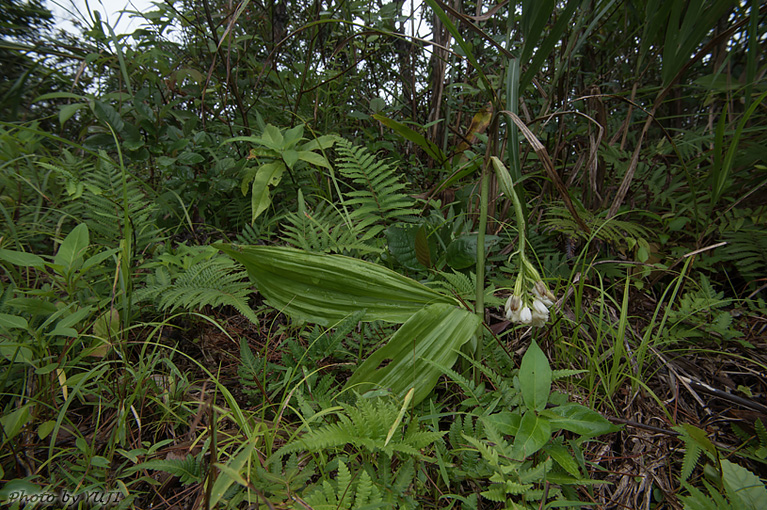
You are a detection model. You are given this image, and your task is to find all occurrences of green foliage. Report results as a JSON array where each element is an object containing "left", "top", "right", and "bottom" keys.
[
  {"left": 276, "top": 396, "right": 445, "bottom": 460},
  {"left": 215, "top": 244, "right": 456, "bottom": 325},
  {"left": 679, "top": 459, "right": 767, "bottom": 510},
  {"left": 280, "top": 191, "right": 381, "bottom": 256},
  {"left": 438, "top": 342, "right": 619, "bottom": 509},
  {"left": 2, "top": 0, "right": 765, "bottom": 507},
  {"left": 230, "top": 124, "right": 337, "bottom": 223},
  {"left": 664, "top": 274, "right": 744, "bottom": 344},
  {"left": 54, "top": 150, "right": 161, "bottom": 253},
  {"left": 721, "top": 209, "right": 767, "bottom": 291},
  {"left": 543, "top": 202, "right": 655, "bottom": 262},
  {"left": 335, "top": 138, "right": 421, "bottom": 229},
  {"left": 127, "top": 454, "right": 204, "bottom": 485},
  {"left": 301, "top": 459, "right": 384, "bottom": 509},
  {"left": 135, "top": 244, "right": 259, "bottom": 325}
]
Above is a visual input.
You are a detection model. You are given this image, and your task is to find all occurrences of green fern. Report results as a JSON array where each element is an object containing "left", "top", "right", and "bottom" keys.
[
  {"left": 236, "top": 223, "right": 262, "bottom": 245},
  {"left": 279, "top": 140, "right": 420, "bottom": 256},
  {"left": 335, "top": 139, "right": 420, "bottom": 229},
  {"left": 61, "top": 151, "right": 161, "bottom": 252},
  {"left": 302, "top": 460, "right": 383, "bottom": 510},
  {"left": 543, "top": 202, "right": 654, "bottom": 260},
  {"left": 292, "top": 309, "right": 365, "bottom": 364},
  {"left": 136, "top": 245, "right": 259, "bottom": 325},
  {"left": 280, "top": 191, "right": 381, "bottom": 255},
  {"left": 275, "top": 397, "right": 445, "bottom": 460},
  {"left": 127, "top": 455, "right": 203, "bottom": 485},
  {"left": 722, "top": 220, "right": 767, "bottom": 290}
]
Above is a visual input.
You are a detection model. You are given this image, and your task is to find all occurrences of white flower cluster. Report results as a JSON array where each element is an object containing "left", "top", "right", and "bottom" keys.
[{"left": 504, "top": 281, "right": 556, "bottom": 328}]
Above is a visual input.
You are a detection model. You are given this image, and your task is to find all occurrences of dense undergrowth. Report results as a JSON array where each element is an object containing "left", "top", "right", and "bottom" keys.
[{"left": 1, "top": 0, "right": 766, "bottom": 508}]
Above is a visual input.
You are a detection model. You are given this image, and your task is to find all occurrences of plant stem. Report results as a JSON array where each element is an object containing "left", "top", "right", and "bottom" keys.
[{"left": 474, "top": 158, "right": 490, "bottom": 374}]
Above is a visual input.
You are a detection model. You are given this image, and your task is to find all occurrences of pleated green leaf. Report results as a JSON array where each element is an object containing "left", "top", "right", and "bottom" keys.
[
  {"left": 214, "top": 244, "right": 457, "bottom": 325},
  {"left": 344, "top": 303, "right": 480, "bottom": 406}
]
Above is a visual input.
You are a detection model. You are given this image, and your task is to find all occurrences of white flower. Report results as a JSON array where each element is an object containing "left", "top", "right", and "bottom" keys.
[
  {"left": 530, "top": 299, "right": 549, "bottom": 327},
  {"left": 532, "top": 281, "right": 555, "bottom": 307},
  {"left": 505, "top": 295, "right": 522, "bottom": 321},
  {"left": 518, "top": 306, "right": 532, "bottom": 324},
  {"left": 531, "top": 299, "right": 549, "bottom": 318}
]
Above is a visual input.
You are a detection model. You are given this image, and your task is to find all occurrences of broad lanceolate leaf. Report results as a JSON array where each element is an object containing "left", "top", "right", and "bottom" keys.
[
  {"left": 249, "top": 161, "right": 285, "bottom": 223},
  {"left": 372, "top": 113, "right": 446, "bottom": 164},
  {"left": 53, "top": 223, "right": 89, "bottom": 276},
  {"left": 296, "top": 150, "right": 331, "bottom": 168},
  {"left": 299, "top": 134, "right": 339, "bottom": 152},
  {"left": 214, "top": 244, "right": 457, "bottom": 325},
  {"left": 518, "top": 340, "right": 552, "bottom": 412},
  {"left": 542, "top": 403, "right": 620, "bottom": 436},
  {"left": 0, "top": 249, "right": 45, "bottom": 269},
  {"left": 446, "top": 234, "right": 500, "bottom": 270},
  {"left": 344, "top": 303, "right": 480, "bottom": 406},
  {"left": 259, "top": 124, "right": 284, "bottom": 149},
  {"left": 511, "top": 409, "right": 551, "bottom": 460},
  {"left": 721, "top": 458, "right": 767, "bottom": 510}
]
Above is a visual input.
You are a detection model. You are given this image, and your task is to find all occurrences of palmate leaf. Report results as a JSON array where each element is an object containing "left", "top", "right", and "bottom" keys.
[{"left": 214, "top": 244, "right": 456, "bottom": 325}]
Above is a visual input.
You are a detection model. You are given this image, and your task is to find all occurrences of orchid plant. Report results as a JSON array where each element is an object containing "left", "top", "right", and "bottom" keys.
[{"left": 491, "top": 156, "right": 557, "bottom": 328}]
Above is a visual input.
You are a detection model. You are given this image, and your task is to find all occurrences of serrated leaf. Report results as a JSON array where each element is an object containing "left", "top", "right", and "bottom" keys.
[{"left": 680, "top": 443, "right": 702, "bottom": 482}]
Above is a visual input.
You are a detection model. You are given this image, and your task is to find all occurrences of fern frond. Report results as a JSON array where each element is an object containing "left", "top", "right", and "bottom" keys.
[
  {"left": 335, "top": 139, "right": 420, "bottom": 226},
  {"left": 65, "top": 152, "right": 162, "bottom": 251},
  {"left": 353, "top": 469, "right": 376, "bottom": 509},
  {"left": 552, "top": 369, "right": 588, "bottom": 380},
  {"left": 429, "top": 270, "right": 476, "bottom": 300},
  {"left": 281, "top": 196, "right": 380, "bottom": 255},
  {"left": 128, "top": 455, "right": 203, "bottom": 485},
  {"left": 275, "top": 398, "right": 444, "bottom": 460},
  {"left": 543, "top": 203, "right": 653, "bottom": 249},
  {"left": 723, "top": 224, "right": 767, "bottom": 287},
  {"left": 518, "top": 457, "right": 552, "bottom": 484},
  {"left": 756, "top": 419, "right": 767, "bottom": 448},
  {"left": 337, "top": 460, "right": 353, "bottom": 508},
  {"left": 137, "top": 256, "right": 259, "bottom": 325},
  {"left": 680, "top": 442, "right": 702, "bottom": 482},
  {"left": 480, "top": 483, "right": 509, "bottom": 502}
]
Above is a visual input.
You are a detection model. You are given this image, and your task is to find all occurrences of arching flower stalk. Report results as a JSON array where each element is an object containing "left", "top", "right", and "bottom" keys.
[{"left": 493, "top": 156, "right": 557, "bottom": 327}]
